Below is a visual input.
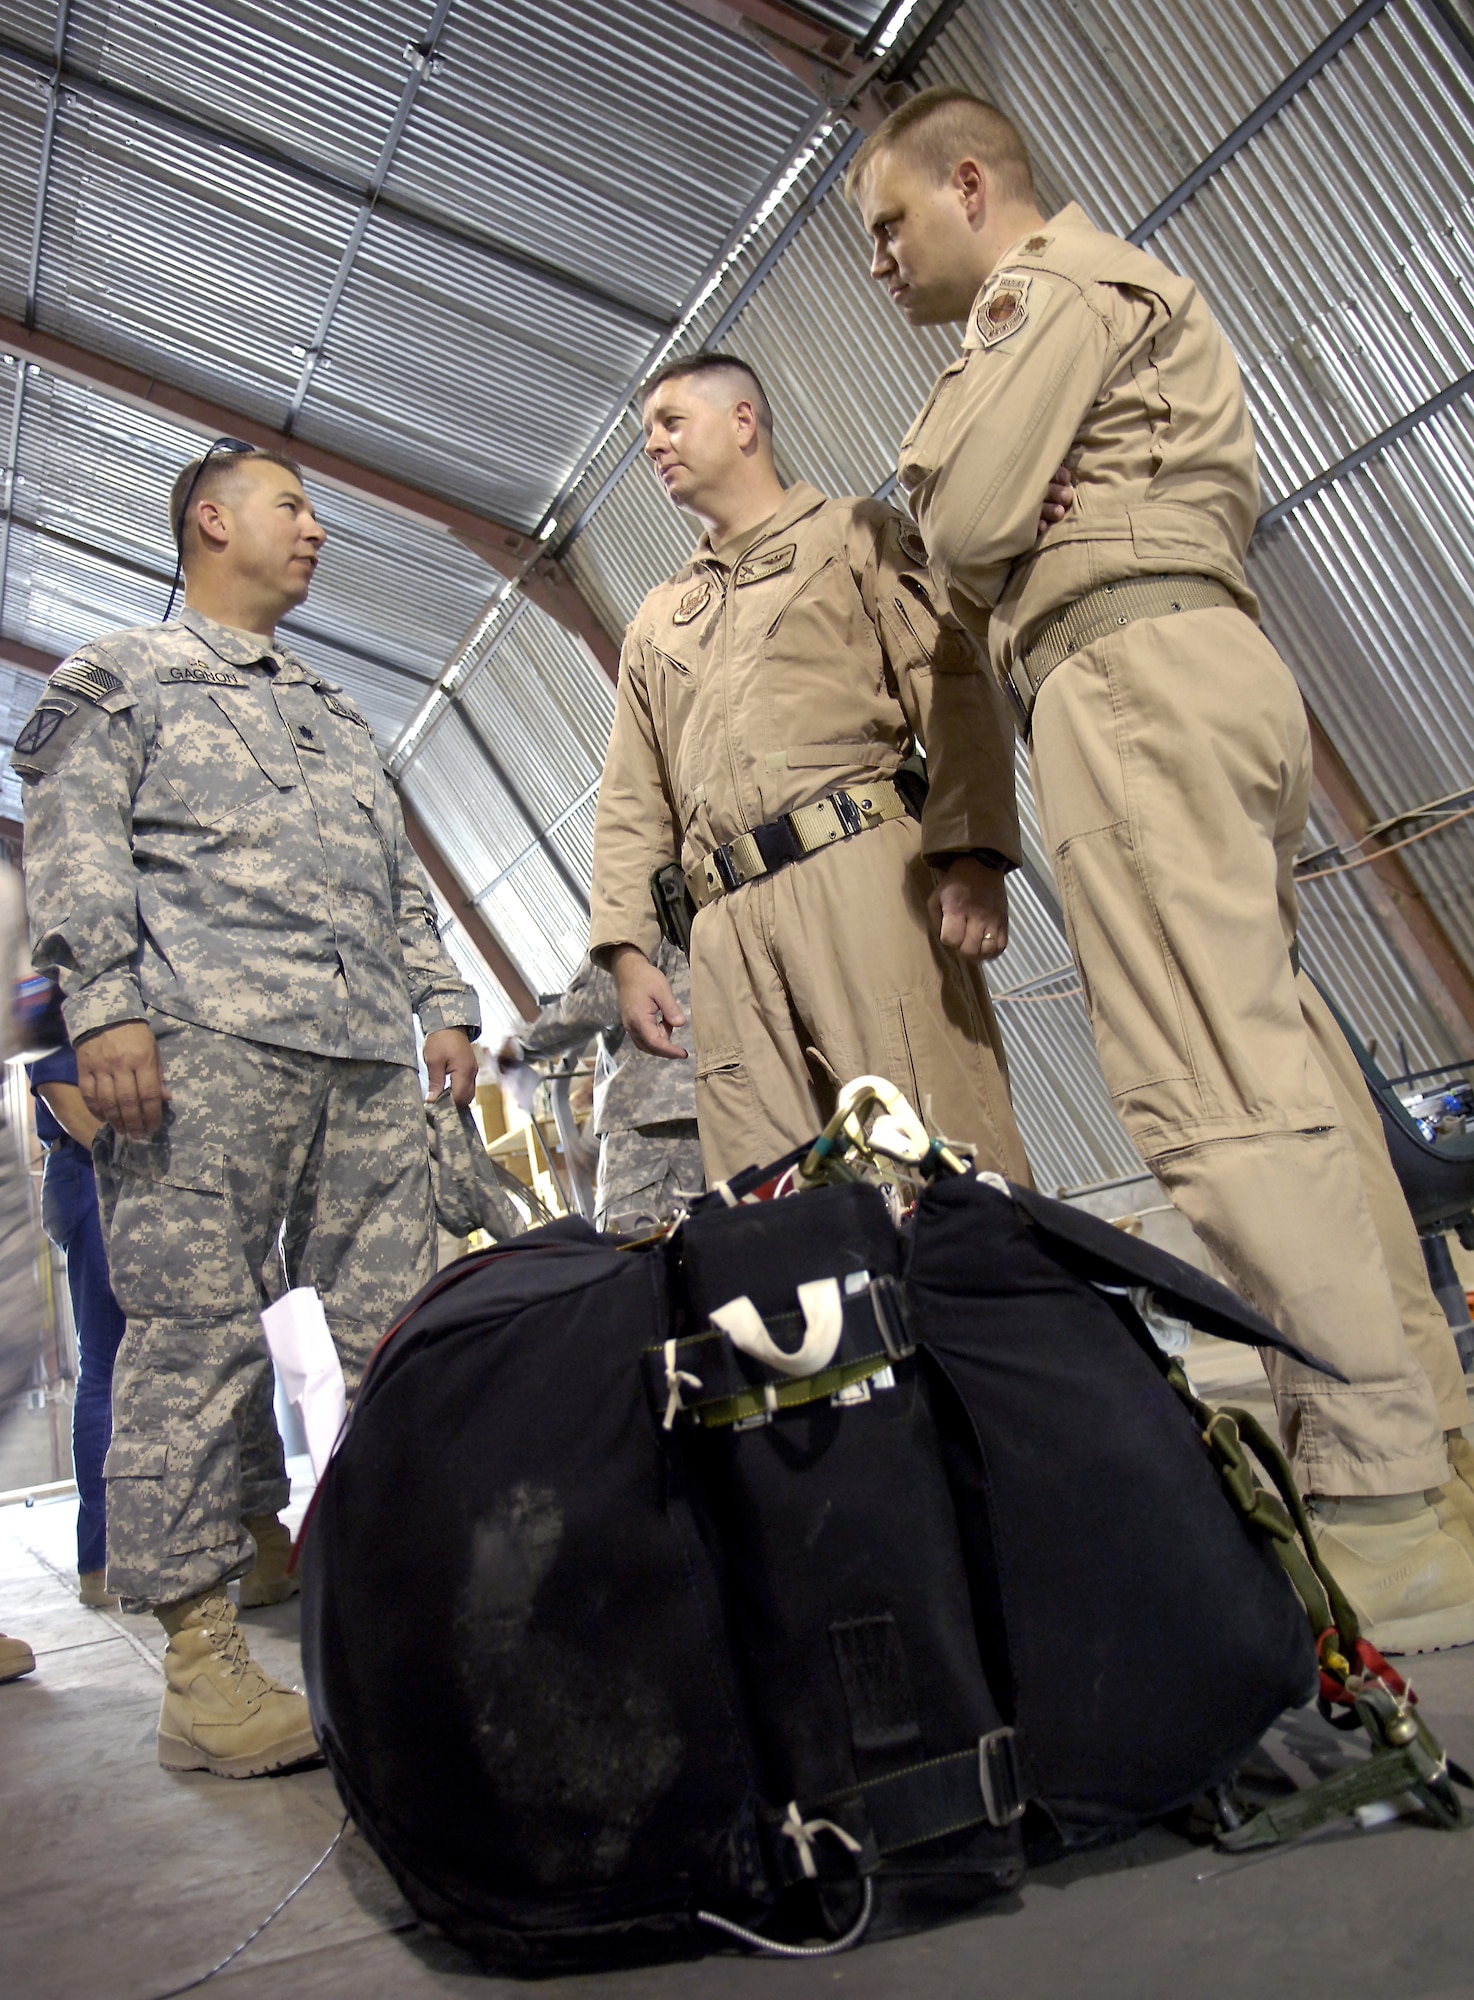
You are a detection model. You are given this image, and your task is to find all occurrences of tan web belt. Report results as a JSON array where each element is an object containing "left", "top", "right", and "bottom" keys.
[
  {"left": 686, "top": 778, "right": 911, "bottom": 912},
  {"left": 1007, "top": 573, "right": 1238, "bottom": 726}
]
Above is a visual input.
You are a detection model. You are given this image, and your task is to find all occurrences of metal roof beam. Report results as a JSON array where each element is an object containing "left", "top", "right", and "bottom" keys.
[
  {"left": 1255, "top": 369, "right": 1474, "bottom": 534},
  {"left": 665, "top": 0, "right": 907, "bottom": 131},
  {"left": 0, "top": 315, "right": 536, "bottom": 574},
  {"left": 1304, "top": 704, "right": 1474, "bottom": 1047},
  {"left": 0, "top": 636, "right": 56, "bottom": 680},
  {"left": 0, "top": 33, "right": 673, "bottom": 337},
  {"left": 399, "top": 796, "right": 538, "bottom": 1020},
  {"left": 23, "top": 1, "right": 71, "bottom": 328}
]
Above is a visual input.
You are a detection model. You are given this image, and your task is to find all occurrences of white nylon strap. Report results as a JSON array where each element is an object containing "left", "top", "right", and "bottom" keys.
[
  {"left": 661, "top": 1338, "right": 703, "bottom": 1430},
  {"left": 780, "top": 1799, "right": 864, "bottom": 1880},
  {"left": 710, "top": 1277, "right": 845, "bottom": 1379}
]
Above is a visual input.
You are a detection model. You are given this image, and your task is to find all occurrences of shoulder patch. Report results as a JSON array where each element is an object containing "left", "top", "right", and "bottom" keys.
[
  {"left": 672, "top": 577, "right": 713, "bottom": 626},
  {"left": 975, "top": 271, "right": 1033, "bottom": 349},
  {"left": 163, "top": 659, "right": 246, "bottom": 688},
  {"left": 323, "top": 692, "right": 371, "bottom": 730},
  {"left": 9, "top": 693, "right": 106, "bottom": 781},
  {"left": 897, "top": 523, "right": 928, "bottom": 566},
  {"left": 14, "top": 698, "right": 77, "bottom": 760},
  {"left": 733, "top": 542, "right": 796, "bottom": 589},
  {"left": 50, "top": 656, "right": 122, "bottom": 704}
]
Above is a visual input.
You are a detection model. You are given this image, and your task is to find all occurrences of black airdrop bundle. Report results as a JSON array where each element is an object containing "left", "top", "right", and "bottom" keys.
[{"left": 300, "top": 1099, "right": 1468, "bottom": 1973}]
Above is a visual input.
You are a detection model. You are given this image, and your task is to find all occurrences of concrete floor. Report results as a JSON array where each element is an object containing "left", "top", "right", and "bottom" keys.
[{"left": 3, "top": 1353, "right": 1474, "bottom": 2000}]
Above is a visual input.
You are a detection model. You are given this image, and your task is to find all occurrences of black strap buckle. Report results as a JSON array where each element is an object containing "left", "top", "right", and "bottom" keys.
[
  {"left": 869, "top": 1276, "right": 915, "bottom": 1361},
  {"left": 979, "top": 1728, "right": 1025, "bottom": 1826}
]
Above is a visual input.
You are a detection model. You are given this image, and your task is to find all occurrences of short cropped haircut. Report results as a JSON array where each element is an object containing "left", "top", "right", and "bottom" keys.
[
  {"left": 845, "top": 86, "right": 1036, "bottom": 206},
  {"left": 639, "top": 352, "right": 774, "bottom": 439},
  {"left": 169, "top": 447, "right": 305, "bottom": 555}
]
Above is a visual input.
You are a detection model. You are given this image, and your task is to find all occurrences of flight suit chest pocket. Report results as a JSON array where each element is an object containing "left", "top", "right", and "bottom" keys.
[{"left": 156, "top": 687, "right": 296, "bottom": 829}]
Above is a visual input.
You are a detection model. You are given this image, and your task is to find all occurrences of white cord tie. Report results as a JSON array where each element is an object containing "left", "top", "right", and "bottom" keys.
[
  {"left": 662, "top": 1338, "right": 703, "bottom": 1430},
  {"left": 780, "top": 1799, "right": 864, "bottom": 1880}
]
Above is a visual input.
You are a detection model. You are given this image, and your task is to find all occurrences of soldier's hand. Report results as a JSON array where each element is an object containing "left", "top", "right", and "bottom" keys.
[
  {"left": 1038, "top": 462, "right": 1075, "bottom": 536},
  {"left": 929, "top": 858, "right": 1010, "bottom": 963},
  {"left": 77, "top": 1020, "right": 169, "bottom": 1140},
  {"left": 611, "top": 946, "right": 689, "bottom": 1061},
  {"left": 425, "top": 1027, "right": 479, "bottom": 1108}
]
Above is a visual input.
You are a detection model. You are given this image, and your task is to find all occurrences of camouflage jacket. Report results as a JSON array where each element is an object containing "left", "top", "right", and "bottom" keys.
[
  {"left": 520, "top": 942, "right": 696, "bottom": 1132},
  {"left": 11, "top": 608, "right": 478, "bottom": 1064}
]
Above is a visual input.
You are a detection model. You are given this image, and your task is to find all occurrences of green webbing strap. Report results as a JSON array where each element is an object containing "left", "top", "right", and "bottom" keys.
[
  {"left": 1218, "top": 1686, "right": 1470, "bottom": 1850},
  {"left": 1165, "top": 1364, "right": 1471, "bottom": 1849}
]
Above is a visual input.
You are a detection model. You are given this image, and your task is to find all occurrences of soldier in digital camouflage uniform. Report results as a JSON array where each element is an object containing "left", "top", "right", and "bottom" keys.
[
  {"left": 11, "top": 445, "right": 480, "bottom": 1776},
  {"left": 520, "top": 942, "right": 704, "bottom": 1233}
]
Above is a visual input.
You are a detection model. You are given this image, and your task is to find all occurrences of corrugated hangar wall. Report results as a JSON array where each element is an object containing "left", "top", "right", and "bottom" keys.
[
  {"left": 397, "top": 0, "right": 1474, "bottom": 1189},
  {"left": 1, "top": 0, "right": 1472, "bottom": 1191}
]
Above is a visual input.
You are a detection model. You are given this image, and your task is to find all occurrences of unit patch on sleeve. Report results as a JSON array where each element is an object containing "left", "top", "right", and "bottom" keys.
[
  {"left": 13, "top": 698, "right": 78, "bottom": 760},
  {"left": 165, "top": 660, "right": 245, "bottom": 687},
  {"left": 974, "top": 272, "right": 1033, "bottom": 349},
  {"left": 672, "top": 578, "right": 713, "bottom": 626},
  {"left": 49, "top": 656, "right": 122, "bottom": 704},
  {"left": 324, "top": 693, "right": 371, "bottom": 729},
  {"left": 733, "top": 542, "right": 796, "bottom": 588}
]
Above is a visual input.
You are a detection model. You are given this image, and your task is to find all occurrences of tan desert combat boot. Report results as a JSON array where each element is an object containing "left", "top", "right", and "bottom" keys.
[
  {"left": 155, "top": 1591, "right": 319, "bottom": 1777},
  {"left": 238, "top": 1512, "right": 301, "bottom": 1609},
  {"left": 1310, "top": 1492, "right": 1474, "bottom": 1654},
  {"left": 1428, "top": 1430, "right": 1474, "bottom": 1561},
  {"left": 0, "top": 1631, "right": 36, "bottom": 1682}
]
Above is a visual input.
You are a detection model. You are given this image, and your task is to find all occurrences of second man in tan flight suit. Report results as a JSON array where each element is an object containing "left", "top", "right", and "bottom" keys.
[
  {"left": 848, "top": 87, "right": 1474, "bottom": 1653},
  {"left": 590, "top": 353, "right": 1061, "bottom": 1185}
]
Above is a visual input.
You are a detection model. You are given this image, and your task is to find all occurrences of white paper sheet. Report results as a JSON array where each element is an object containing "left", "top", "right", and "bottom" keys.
[{"left": 260, "top": 1287, "right": 347, "bottom": 1481}]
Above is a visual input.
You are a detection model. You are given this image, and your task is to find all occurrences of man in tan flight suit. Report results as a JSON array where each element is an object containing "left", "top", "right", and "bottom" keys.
[
  {"left": 590, "top": 352, "right": 1062, "bottom": 1185},
  {"left": 847, "top": 87, "right": 1474, "bottom": 1653}
]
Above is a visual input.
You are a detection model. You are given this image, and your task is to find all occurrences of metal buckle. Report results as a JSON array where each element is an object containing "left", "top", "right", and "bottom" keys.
[
  {"left": 830, "top": 789, "right": 865, "bottom": 837},
  {"left": 713, "top": 843, "right": 742, "bottom": 892},
  {"left": 979, "top": 1728, "right": 1025, "bottom": 1827}
]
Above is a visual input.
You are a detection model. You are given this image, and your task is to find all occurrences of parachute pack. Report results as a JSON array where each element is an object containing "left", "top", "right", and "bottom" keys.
[{"left": 301, "top": 1085, "right": 1469, "bottom": 1972}]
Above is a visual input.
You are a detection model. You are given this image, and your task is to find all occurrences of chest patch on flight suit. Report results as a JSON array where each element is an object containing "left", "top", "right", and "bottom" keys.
[
  {"left": 897, "top": 523, "right": 928, "bottom": 566},
  {"left": 734, "top": 542, "right": 796, "bottom": 588},
  {"left": 49, "top": 657, "right": 122, "bottom": 703},
  {"left": 975, "top": 272, "right": 1033, "bottom": 348},
  {"left": 165, "top": 659, "right": 246, "bottom": 687},
  {"left": 672, "top": 578, "right": 713, "bottom": 625}
]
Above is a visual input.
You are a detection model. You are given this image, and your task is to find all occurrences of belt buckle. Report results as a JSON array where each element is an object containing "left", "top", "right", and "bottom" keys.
[
  {"left": 1003, "top": 665, "right": 1032, "bottom": 733},
  {"left": 712, "top": 844, "right": 742, "bottom": 893},
  {"left": 830, "top": 790, "right": 865, "bottom": 837}
]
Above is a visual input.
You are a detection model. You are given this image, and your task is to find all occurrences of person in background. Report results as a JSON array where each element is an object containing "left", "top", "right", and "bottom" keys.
[
  {"left": 27, "top": 1022, "right": 127, "bottom": 1610},
  {"left": 1, "top": 863, "right": 44, "bottom": 1683},
  {"left": 517, "top": 944, "right": 704, "bottom": 1233}
]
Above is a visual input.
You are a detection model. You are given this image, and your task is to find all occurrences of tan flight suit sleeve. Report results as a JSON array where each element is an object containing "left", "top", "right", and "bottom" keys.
[
  {"left": 857, "top": 510, "right": 1021, "bottom": 867},
  {"left": 916, "top": 273, "right": 1115, "bottom": 616},
  {"left": 589, "top": 627, "right": 681, "bottom": 966}
]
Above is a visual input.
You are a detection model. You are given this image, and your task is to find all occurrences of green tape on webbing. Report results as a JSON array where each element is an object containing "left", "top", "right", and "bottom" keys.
[{"left": 693, "top": 1353, "right": 892, "bottom": 1430}]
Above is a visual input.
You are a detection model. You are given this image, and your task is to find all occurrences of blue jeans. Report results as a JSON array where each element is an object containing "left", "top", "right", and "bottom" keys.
[{"left": 42, "top": 1142, "right": 127, "bottom": 1576}]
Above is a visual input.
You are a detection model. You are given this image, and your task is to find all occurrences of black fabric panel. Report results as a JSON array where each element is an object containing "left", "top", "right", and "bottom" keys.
[
  {"left": 1008, "top": 1184, "right": 1343, "bottom": 1377},
  {"left": 301, "top": 1242, "right": 764, "bottom": 1966},
  {"left": 907, "top": 1177, "right": 1317, "bottom": 1833}
]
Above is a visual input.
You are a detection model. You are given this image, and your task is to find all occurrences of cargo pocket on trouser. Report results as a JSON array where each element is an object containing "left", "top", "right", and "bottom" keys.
[
  {"left": 1053, "top": 823, "right": 1195, "bottom": 1106},
  {"left": 103, "top": 1425, "right": 246, "bottom": 1600},
  {"left": 99, "top": 1134, "right": 250, "bottom": 1320},
  {"left": 694, "top": 1049, "right": 760, "bottom": 1184}
]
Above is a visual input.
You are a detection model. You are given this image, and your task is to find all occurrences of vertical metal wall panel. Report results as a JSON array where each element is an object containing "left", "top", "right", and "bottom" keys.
[
  {"left": 457, "top": 599, "right": 612, "bottom": 832},
  {"left": 36, "top": 92, "right": 357, "bottom": 424},
  {"left": 402, "top": 708, "right": 533, "bottom": 898},
  {"left": 914, "top": 0, "right": 1346, "bottom": 234},
  {"left": 1250, "top": 397, "right": 1474, "bottom": 973},
  {"left": 480, "top": 842, "right": 590, "bottom": 997},
  {"left": 0, "top": 55, "right": 47, "bottom": 317},
  {"left": 62, "top": 0, "right": 439, "bottom": 182},
  {"left": 3, "top": 518, "right": 161, "bottom": 658},
  {"left": 563, "top": 428, "right": 702, "bottom": 635},
  {"left": 1155, "top": 0, "right": 1474, "bottom": 504},
  {"left": 1, "top": 1, "right": 59, "bottom": 56},
  {"left": 722, "top": 193, "right": 956, "bottom": 499},
  {"left": 434, "top": 899, "right": 522, "bottom": 1043},
  {"left": 385, "top": 0, "right": 816, "bottom": 321},
  {"left": 295, "top": 206, "right": 659, "bottom": 529}
]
